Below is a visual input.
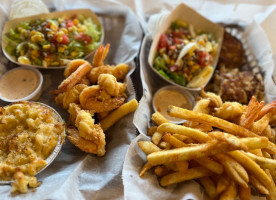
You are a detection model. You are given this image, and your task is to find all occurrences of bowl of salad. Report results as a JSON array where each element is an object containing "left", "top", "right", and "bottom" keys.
[
  {"left": 2, "top": 9, "right": 103, "bottom": 68},
  {"left": 148, "top": 4, "right": 224, "bottom": 91}
]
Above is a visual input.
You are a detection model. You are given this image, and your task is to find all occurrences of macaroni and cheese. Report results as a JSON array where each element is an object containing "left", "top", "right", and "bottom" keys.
[{"left": 0, "top": 101, "right": 65, "bottom": 193}]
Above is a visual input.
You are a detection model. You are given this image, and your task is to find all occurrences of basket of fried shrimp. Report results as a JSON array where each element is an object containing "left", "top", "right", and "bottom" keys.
[
  {"left": 52, "top": 44, "right": 138, "bottom": 156},
  {"left": 138, "top": 89, "right": 276, "bottom": 200}
]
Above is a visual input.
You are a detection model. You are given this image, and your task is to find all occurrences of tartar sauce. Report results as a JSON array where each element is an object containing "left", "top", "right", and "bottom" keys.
[
  {"left": 153, "top": 87, "right": 194, "bottom": 123},
  {"left": 0, "top": 68, "right": 39, "bottom": 100}
]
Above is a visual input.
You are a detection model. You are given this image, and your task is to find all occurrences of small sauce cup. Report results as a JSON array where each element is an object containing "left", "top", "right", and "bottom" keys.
[
  {"left": 0, "top": 67, "right": 43, "bottom": 102},
  {"left": 152, "top": 85, "right": 195, "bottom": 124}
]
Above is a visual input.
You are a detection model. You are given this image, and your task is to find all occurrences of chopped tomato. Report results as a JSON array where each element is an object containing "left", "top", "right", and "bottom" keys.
[
  {"left": 74, "top": 33, "right": 92, "bottom": 45},
  {"left": 173, "top": 37, "right": 182, "bottom": 44},
  {"left": 158, "top": 33, "right": 168, "bottom": 50},
  {"left": 83, "top": 35, "right": 92, "bottom": 45},
  {"left": 52, "top": 33, "right": 70, "bottom": 44},
  {"left": 169, "top": 45, "right": 176, "bottom": 51},
  {"left": 66, "top": 20, "right": 74, "bottom": 28},
  {"left": 184, "top": 68, "right": 190, "bottom": 74},
  {"left": 172, "top": 31, "right": 182, "bottom": 38},
  {"left": 61, "top": 34, "right": 70, "bottom": 44},
  {"left": 197, "top": 51, "right": 212, "bottom": 67}
]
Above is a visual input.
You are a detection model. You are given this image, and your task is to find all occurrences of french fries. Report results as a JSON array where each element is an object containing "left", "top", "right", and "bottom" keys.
[
  {"left": 217, "top": 176, "right": 230, "bottom": 195},
  {"left": 199, "top": 177, "right": 217, "bottom": 199},
  {"left": 138, "top": 91, "right": 276, "bottom": 199},
  {"left": 100, "top": 99, "right": 138, "bottom": 131},
  {"left": 238, "top": 185, "right": 251, "bottom": 200},
  {"left": 160, "top": 167, "right": 212, "bottom": 186},
  {"left": 228, "top": 151, "right": 273, "bottom": 191},
  {"left": 219, "top": 181, "right": 237, "bottom": 200},
  {"left": 194, "top": 157, "right": 224, "bottom": 174},
  {"left": 151, "top": 112, "right": 169, "bottom": 125},
  {"left": 162, "top": 133, "right": 188, "bottom": 148},
  {"left": 139, "top": 162, "right": 153, "bottom": 177},
  {"left": 138, "top": 141, "right": 160, "bottom": 155},
  {"left": 249, "top": 175, "right": 269, "bottom": 195},
  {"left": 167, "top": 105, "right": 257, "bottom": 138},
  {"left": 215, "top": 154, "right": 248, "bottom": 188},
  {"left": 245, "top": 152, "right": 276, "bottom": 170},
  {"left": 157, "top": 123, "right": 211, "bottom": 143}
]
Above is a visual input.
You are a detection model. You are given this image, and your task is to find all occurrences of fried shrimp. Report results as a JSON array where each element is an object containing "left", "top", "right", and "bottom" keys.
[
  {"left": 80, "top": 74, "right": 126, "bottom": 112},
  {"left": 64, "top": 59, "right": 88, "bottom": 78},
  {"left": 92, "top": 44, "right": 110, "bottom": 67},
  {"left": 67, "top": 103, "right": 82, "bottom": 125},
  {"left": 58, "top": 62, "right": 92, "bottom": 93},
  {"left": 112, "top": 63, "right": 129, "bottom": 81},
  {"left": 239, "top": 96, "right": 264, "bottom": 128},
  {"left": 62, "top": 84, "right": 88, "bottom": 109},
  {"left": 201, "top": 88, "right": 223, "bottom": 108},
  {"left": 67, "top": 127, "right": 98, "bottom": 154},
  {"left": 251, "top": 114, "right": 271, "bottom": 135},
  {"left": 193, "top": 99, "right": 211, "bottom": 114},
  {"left": 214, "top": 102, "right": 244, "bottom": 122},
  {"left": 257, "top": 100, "right": 276, "bottom": 121},
  {"left": 88, "top": 63, "right": 129, "bottom": 84},
  {"left": 79, "top": 85, "right": 125, "bottom": 112},
  {"left": 54, "top": 92, "right": 66, "bottom": 107},
  {"left": 98, "top": 74, "right": 126, "bottom": 96},
  {"left": 75, "top": 110, "right": 105, "bottom": 156},
  {"left": 53, "top": 44, "right": 138, "bottom": 157}
]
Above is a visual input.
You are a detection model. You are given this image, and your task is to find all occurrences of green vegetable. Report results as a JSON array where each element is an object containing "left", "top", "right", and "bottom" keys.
[
  {"left": 16, "top": 42, "right": 27, "bottom": 54},
  {"left": 4, "top": 35, "right": 19, "bottom": 47},
  {"left": 154, "top": 56, "right": 167, "bottom": 70},
  {"left": 167, "top": 71, "right": 186, "bottom": 86},
  {"left": 158, "top": 69, "right": 170, "bottom": 80},
  {"left": 19, "top": 23, "right": 31, "bottom": 30},
  {"left": 84, "top": 18, "right": 102, "bottom": 43},
  {"left": 33, "top": 59, "right": 42, "bottom": 66},
  {"left": 86, "top": 42, "right": 101, "bottom": 52},
  {"left": 5, "top": 45, "right": 16, "bottom": 56},
  {"left": 28, "top": 42, "right": 39, "bottom": 50},
  {"left": 170, "top": 21, "right": 179, "bottom": 30}
]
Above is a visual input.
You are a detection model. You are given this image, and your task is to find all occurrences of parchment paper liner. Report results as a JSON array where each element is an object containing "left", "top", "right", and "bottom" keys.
[
  {"left": 1, "top": 9, "right": 104, "bottom": 69},
  {"left": 148, "top": 3, "right": 224, "bottom": 91}
]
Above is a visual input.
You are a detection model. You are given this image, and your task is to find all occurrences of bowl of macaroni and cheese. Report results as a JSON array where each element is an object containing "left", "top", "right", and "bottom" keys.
[{"left": 0, "top": 101, "right": 65, "bottom": 193}]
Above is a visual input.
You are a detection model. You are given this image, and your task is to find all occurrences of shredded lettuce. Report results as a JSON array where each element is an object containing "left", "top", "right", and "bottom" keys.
[{"left": 84, "top": 18, "right": 102, "bottom": 43}]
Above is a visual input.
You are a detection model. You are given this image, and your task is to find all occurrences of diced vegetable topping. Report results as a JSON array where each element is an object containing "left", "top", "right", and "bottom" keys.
[
  {"left": 153, "top": 20, "right": 218, "bottom": 87},
  {"left": 5, "top": 14, "right": 102, "bottom": 67}
]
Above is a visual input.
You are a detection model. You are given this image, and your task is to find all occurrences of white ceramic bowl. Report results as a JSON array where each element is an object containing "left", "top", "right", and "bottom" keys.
[{"left": 0, "top": 67, "right": 43, "bottom": 102}]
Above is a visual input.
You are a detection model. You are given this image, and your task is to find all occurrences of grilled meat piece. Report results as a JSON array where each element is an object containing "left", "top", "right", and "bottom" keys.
[
  {"left": 218, "top": 31, "right": 245, "bottom": 69},
  {"left": 215, "top": 68, "right": 264, "bottom": 104}
]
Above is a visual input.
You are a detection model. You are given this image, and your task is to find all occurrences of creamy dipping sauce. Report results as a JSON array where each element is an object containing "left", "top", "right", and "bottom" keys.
[
  {"left": 0, "top": 68, "right": 39, "bottom": 100},
  {"left": 153, "top": 88, "right": 193, "bottom": 123}
]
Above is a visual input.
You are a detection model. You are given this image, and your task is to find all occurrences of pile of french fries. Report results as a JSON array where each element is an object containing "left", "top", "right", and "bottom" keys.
[{"left": 138, "top": 91, "right": 276, "bottom": 200}]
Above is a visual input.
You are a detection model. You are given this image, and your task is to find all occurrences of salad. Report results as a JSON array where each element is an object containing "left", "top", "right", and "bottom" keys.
[
  {"left": 154, "top": 20, "right": 218, "bottom": 88},
  {"left": 5, "top": 14, "right": 102, "bottom": 67}
]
